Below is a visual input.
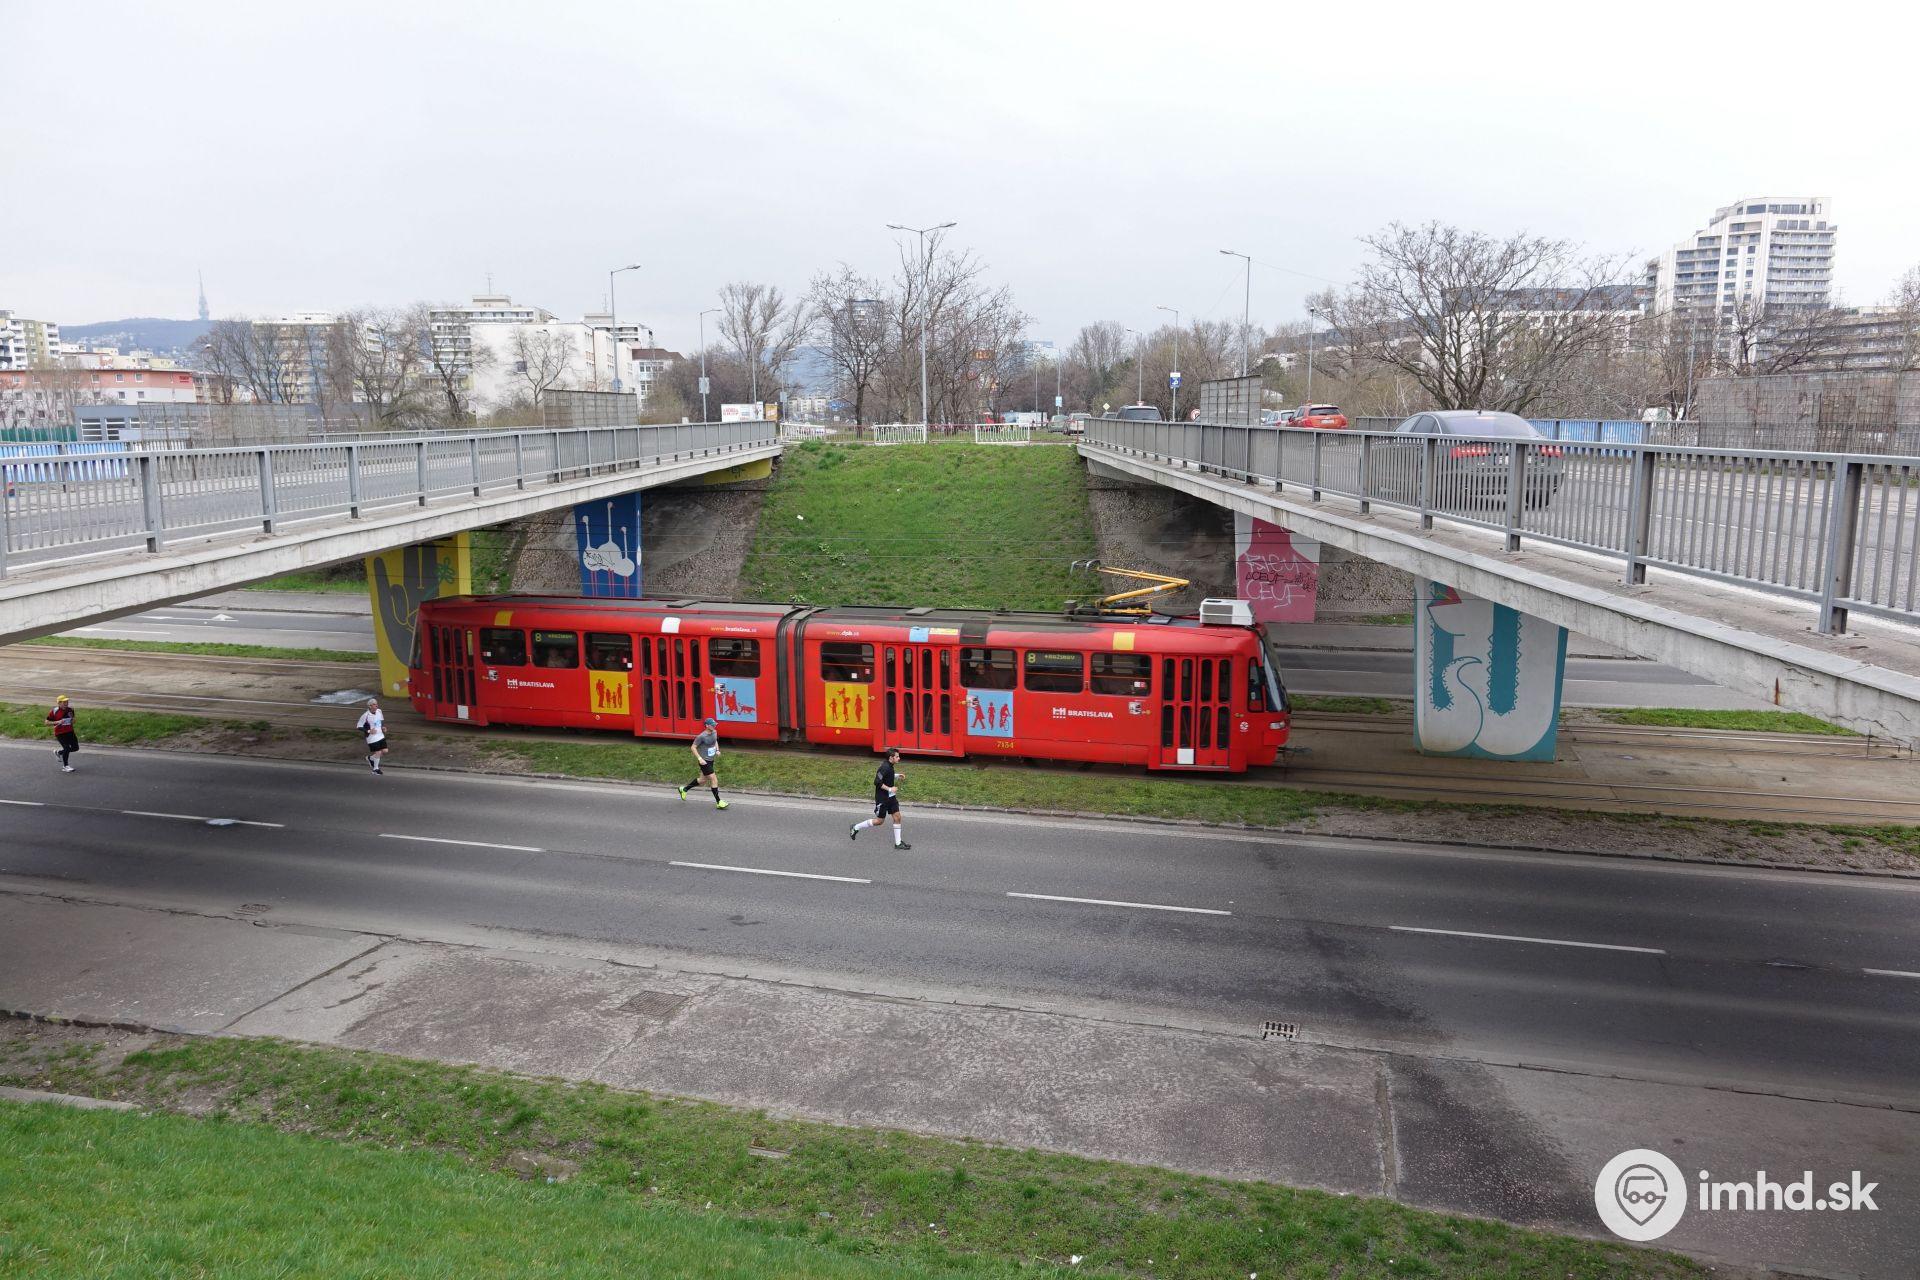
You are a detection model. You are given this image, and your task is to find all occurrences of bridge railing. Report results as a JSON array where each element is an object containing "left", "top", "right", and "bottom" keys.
[
  {"left": 1083, "top": 418, "right": 1920, "bottom": 633},
  {"left": 0, "top": 419, "right": 777, "bottom": 577}
]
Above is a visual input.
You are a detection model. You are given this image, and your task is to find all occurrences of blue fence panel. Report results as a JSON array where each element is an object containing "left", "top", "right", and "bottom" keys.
[{"left": 0, "top": 442, "right": 133, "bottom": 482}]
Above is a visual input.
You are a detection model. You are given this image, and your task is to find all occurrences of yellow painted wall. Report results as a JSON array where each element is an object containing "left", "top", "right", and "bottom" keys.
[{"left": 366, "top": 534, "right": 472, "bottom": 699}]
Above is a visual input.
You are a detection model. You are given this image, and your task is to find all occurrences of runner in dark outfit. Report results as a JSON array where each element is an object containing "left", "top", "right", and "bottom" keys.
[
  {"left": 849, "top": 746, "right": 908, "bottom": 849},
  {"left": 46, "top": 695, "right": 78, "bottom": 773},
  {"left": 678, "top": 718, "right": 729, "bottom": 809}
]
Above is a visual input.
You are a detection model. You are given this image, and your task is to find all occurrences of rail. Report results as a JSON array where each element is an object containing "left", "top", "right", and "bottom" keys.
[
  {"left": 0, "top": 419, "right": 777, "bottom": 577},
  {"left": 1083, "top": 418, "right": 1920, "bottom": 633}
]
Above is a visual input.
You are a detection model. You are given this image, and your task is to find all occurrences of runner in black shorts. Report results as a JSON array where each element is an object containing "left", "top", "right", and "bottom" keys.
[{"left": 849, "top": 746, "right": 908, "bottom": 850}]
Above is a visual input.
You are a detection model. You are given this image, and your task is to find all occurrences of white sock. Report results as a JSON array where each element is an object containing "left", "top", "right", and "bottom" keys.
[{"left": 891, "top": 826, "right": 903, "bottom": 847}]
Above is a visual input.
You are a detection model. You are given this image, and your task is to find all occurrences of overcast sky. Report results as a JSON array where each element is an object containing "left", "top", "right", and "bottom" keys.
[{"left": 5, "top": 0, "right": 1911, "bottom": 352}]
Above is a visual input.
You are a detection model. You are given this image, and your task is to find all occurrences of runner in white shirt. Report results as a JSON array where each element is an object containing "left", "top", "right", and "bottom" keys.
[{"left": 356, "top": 699, "right": 389, "bottom": 775}]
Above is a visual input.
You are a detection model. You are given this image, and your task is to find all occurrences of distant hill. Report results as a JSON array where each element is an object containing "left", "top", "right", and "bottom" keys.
[{"left": 61, "top": 317, "right": 210, "bottom": 358}]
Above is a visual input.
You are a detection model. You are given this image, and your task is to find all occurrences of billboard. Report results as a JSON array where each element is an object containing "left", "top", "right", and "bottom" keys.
[{"left": 720, "top": 402, "right": 778, "bottom": 423}]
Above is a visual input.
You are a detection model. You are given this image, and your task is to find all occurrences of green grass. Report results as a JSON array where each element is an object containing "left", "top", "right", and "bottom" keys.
[
  {"left": 244, "top": 565, "right": 368, "bottom": 593},
  {"left": 742, "top": 441, "right": 1098, "bottom": 609},
  {"left": 0, "top": 701, "right": 204, "bottom": 745},
  {"left": 0, "top": 1102, "right": 958, "bottom": 1280},
  {"left": 0, "top": 1036, "right": 1706, "bottom": 1280},
  {"left": 1290, "top": 695, "right": 1406, "bottom": 717},
  {"left": 1597, "top": 708, "right": 1856, "bottom": 736},
  {"left": 1352, "top": 612, "right": 1415, "bottom": 627},
  {"left": 24, "top": 637, "right": 377, "bottom": 664}
]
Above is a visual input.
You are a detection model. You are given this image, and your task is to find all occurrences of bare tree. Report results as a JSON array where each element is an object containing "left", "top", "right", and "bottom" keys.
[
  {"left": 1886, "top": 266, "right": 1920, "bottom": 371},
  {"left": 1312, "top": 222, "right": 1634, "bottom": 414},
  {"left": 806, "top": 267, "right": 893, "bottom": 426},
  {"left": 421, "top": 302, "right": 491, "bottom": 425},
  {"left": 717, "top": 281, "right": 808, "bottom": 405},
  {"left": 1065, "top": 321, "right": 1132, "bottom": 412},
  {"left": 325, "top": 306, "right": 430, "bottom": 428},
  {"left": 1723, "top": 300, "right": 1851, "bottom": 377},
  {"left": 201, "top": 317, "right": 301, "bottom": 404},
  {"left": 507, "top": 327, "right": 577, "bottom": 407}
]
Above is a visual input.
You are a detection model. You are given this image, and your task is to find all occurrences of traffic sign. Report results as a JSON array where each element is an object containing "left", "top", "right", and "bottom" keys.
[
  {"left": 1054, "top": 395, "right": 1063, "bottom": 408},
  {"left": 1169, "top": 371, "right": 1182, "bottom": 388},
  {"left": 698, "top": 376, "right": 711, "bottom": 395}
]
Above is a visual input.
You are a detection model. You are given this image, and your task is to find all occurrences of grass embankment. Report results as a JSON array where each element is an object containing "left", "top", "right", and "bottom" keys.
[
  {"left": 0, "top": 1035, "right": 1704, "bottom": 1280},
  {"left": 742, "top": 441, "right": 1098, "bottom": 609},
  {"left": 246, "top": 526, "right": 519, "bottom": 595},
  {"left": 1597, "top": 707, "right": 1857, "bottom": 735},
  {"left": 0, "top": 701, "right": 205, "bottom": 744},
  {"left": 1290, "top": 695, "right": 1406, "bottom": 717},
  {"left": 24, "top": 637, "right": 377, "bottom": 664}
]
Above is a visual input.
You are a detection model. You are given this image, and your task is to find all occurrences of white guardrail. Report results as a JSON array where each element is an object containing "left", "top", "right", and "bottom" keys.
[
  {"left": 869, "top": 423, "right": 929, "bottom": 445},
  {"left": 0, "top": 420, "right": 778, "bottom": 577},
  {"left": 1083, "top": 417, "right": 1920, "bottom": 634},
  {"left": 973, "top": 423, "right": 1032, "bottom": 445}
]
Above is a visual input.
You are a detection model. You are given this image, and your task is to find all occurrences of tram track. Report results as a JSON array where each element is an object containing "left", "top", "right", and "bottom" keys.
[{"left": 3, "top": 644, "right": 1914, "bottom": 827}]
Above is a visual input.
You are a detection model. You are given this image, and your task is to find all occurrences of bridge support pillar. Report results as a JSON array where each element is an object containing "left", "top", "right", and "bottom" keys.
[
  {"left": 1233, "top": 513, "right": 1321, "bottom": 622},
  {"left": 366, "top": 533, "right": 472, "bottom": 701},
  {"left": 1413, "top": 578, "right": 1569, "bottom": 762}
]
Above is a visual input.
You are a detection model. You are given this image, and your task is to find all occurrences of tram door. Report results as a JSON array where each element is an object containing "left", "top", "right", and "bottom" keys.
[
  {"left": 1158, "top": 654, "right": 1232, "bottom": 769},
  {"left": 879, "top": 643, "right": 960, "bottom": 754},
  {"left": 426, "top": 623, "right": 477, "bottom": 721},
  {"left": 638, "top": 633, "right": 708, "bottom": 738}
]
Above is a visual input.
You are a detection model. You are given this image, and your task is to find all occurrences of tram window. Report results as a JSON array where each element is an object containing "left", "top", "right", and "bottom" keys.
[
  {"left": 884, "top": 647, "right": 898, "bottom": 685},
  {"left": 480, "top": 627, "right": 526, "bottom": 667},
  {"left": 921, "top": 649, "right": 934, "bottom": 689},
  {"left": 1091, "top": 653, "right": 1152, "bottom": 696},
  {"left": 820, "top": 642, "right": 874, "bottom": 683},
  {"left": 586, "top": 633, "right": 632, "bottom": 671},
  {"left": 960, "top": 647, "right": 1015, "bottom": 690},
  {"left": 1248, "top": 657, "right": 1266, "bottom": 710},
  {"left": 708, "top": 637, "right": 760, "bottom": 676},
  {"left": 1217, "top": 706, "right": 1231, "bottom": 745},
  {"left": 1023, "top": 650, "right": 1083, "bottom": 693},
  {"left": 1199, "top": 659, "right": 1213, "bottom": 703},
  {"left": 531, "top": 630, "right": 578, "bottom": 669}
]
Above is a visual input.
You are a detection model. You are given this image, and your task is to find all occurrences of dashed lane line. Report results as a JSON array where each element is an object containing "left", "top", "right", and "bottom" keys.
[
  {"left": 378, "top": 833, "right": 543, "bottom": 853},
  {"left": 1863, "top": 968, "right": 1920, "bottom": 981},
  {"left": 121, "top": 810, "right": 284, "bottom": 828},
  {"left": 1006, "top": 892, "right": 1231, "bottom": 916},
  {"left": 671, "top": 860, "right": 872, "bottom": 885},
  {"left": 1390, "top": 925, "right": 1666, "bottom": 955}
]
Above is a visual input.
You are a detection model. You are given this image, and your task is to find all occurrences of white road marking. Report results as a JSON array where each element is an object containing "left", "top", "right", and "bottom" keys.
[
  {"left": 1006, "top": 892, "right": 1231, "bottom": 916},
  {"left": 1863, "top": 968, "right": 1920, "bottom": 981},
  {"left": 0, "top": 799, "right": 45, "bottom": 807},
  {"left": 379, "top": 833, "right": 542, "bottom": 853},
  {"left": 120, "top": 810, "right": 284, "bottom": 828},
  {"left": 1390, "top": 925, "right": 1666, "bottom": 955},
  {"left": 671, "top": 860, "right": 871, "bottom": 884}
]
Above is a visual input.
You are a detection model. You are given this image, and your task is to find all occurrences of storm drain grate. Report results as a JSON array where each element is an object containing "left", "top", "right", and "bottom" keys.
[
  {"left": 1261, "top": 1020, "right": 1298, "bottom": 1042},
  {"left": 620, "top": 989, "right": 690, "bottom": 1020}
]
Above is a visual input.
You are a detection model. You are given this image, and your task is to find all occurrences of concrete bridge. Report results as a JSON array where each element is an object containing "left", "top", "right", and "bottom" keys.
[
  {"left": 0, "top": 421, "right": 780, "bottom": 645},
  {"left": 1081, "top": 419, "right": 1920, "bottom": 743}
]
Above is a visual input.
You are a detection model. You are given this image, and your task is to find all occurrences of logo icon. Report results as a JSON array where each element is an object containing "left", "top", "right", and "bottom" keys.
[{"left": 1595, "top": 1149, "right": 1686, "bottom": 1241}]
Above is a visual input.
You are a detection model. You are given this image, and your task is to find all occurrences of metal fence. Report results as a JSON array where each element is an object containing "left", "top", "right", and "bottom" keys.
[
  {"left": 1350, "top": 415, "right": 1920, "bottom": 456},
  {"left": 870, "top": 424, "right": 928, "bottom": 445},
  {"left": 0, "top": 419, "right": 777, "bottom": 577},
  {"left": 1083, "top": 418, "right": 1920, "bottom": 633}
]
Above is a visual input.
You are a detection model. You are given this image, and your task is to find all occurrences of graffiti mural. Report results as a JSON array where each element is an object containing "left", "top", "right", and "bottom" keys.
[
  {"left": 1233, "top": 513, "right": 1321, "bottom": 623},
  {"left": 1413, "top": 580, "right": 1568, "bottom": 761},
  {"left": 964, "top": 688, "right": 1014, "bottom": 737},
  {"left": 367, "top": 534, "right": 471, "bottom": 698},
  {"left": 575, "top": 494, "right": 643, "bottom": 598}
]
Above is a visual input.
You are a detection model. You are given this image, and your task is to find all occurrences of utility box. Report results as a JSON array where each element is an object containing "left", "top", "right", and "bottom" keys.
[{"left": 1200, "top": 598, "right": 1254, "bottom": 626}]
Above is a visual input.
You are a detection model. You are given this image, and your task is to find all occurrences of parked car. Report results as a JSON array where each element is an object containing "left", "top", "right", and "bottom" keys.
[
  {"left": 1113, "top": 404, "right": 1165, "bottom": 422},
  {"left": 1383, "top": 410, "right": 1562, "bottom": 508},
  {"left": 1285, "top": 404, "right": 1348, "bottom": 429},
  {"left": 1065, "top": 411, "right": 1092, "bottom": 435}
]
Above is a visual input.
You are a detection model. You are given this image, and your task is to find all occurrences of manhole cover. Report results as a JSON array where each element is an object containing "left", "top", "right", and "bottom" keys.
[
  {"left": 620, "top": 990, "right": 689, "bottom": 1020},
  {"left": 312, "top": 689, "right": 378, "bottom": 706},
  {"left": 1261, "top": 1020, "right": 1298, "bottom": 1041}
]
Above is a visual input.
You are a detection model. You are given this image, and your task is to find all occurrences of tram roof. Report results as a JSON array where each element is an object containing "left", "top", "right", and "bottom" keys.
[{"left": 435, "top": 594, "right": 1224, "bottom": 633}]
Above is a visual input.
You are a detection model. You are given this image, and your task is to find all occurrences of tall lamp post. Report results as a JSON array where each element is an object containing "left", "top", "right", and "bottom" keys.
[
  {"left": 1219, "top": 249, "right": 1251, "bottom": 377},
  {"left": 698, "top": 307, "right": 720, "bottom": 422},
  {"left": 1305, "top": 303, "right": 1325, "bottom": 404},
  {"left": 608, "top": 263, "right": 641, "bottom": 392},
  {"left": 1156, "top": 304, "right": 1180, "bottom": 420},
  {"left": 887, "top": 220, "right": 956, "bottom": 425}
]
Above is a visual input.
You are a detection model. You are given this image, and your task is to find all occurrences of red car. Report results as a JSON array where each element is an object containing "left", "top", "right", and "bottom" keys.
[{"left": 1285, "top": 404, "right": 1348, "bottom": 429}]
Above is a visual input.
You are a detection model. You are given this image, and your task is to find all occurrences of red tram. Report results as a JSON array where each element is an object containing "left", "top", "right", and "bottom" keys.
[{"left": 407, "top": 596, "right": 1290, "bottom": 772}]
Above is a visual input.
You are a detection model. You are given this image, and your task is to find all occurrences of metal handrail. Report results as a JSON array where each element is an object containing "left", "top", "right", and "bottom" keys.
[
  {"left": 1082, "top": 417, "right": 1920, "bottom": 634},
  {"left": 0, "top": 419, "right": 778, "bottom": 578}
]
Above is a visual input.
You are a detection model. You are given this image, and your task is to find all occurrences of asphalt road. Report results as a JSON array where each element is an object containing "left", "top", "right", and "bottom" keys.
[
  {"left": 58, "top": 603, "right": 1768, "bottom": 709},
  {"left": 2, "top": 742, "right": 1914, "bottom": 1106}
]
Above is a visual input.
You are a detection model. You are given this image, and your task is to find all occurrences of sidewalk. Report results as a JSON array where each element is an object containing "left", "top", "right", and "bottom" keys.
[
  {"left": 1, "top": 888, "right": 1910, "bottom": 1278},
  {"left": 189, "top": 588, "right": 369, "bottom": 615}
]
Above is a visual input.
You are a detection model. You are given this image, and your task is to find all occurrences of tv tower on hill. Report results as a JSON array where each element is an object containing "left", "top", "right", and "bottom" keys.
[{"left": 197, "top": 270, "right": 209, "bottom": 322}]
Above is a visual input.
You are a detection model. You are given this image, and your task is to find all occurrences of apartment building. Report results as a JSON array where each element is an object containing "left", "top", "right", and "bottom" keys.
[
  {"left": 1652, "top": 196, "right": 1836, "bottom": 319},
  {"left": 0, "top": 311, "right": 61, "bottom": 370}
]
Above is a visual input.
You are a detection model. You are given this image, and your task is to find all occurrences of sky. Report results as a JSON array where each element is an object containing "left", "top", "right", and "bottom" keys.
[{"left": 4, "top": 0, "right": 1913, "bottom": 354}]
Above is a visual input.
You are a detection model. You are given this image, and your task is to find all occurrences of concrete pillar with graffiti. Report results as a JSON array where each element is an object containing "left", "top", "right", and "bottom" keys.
[
  {"left": 575, "top": 493, "right": 644, "bottom": 597},
  {"left": 1413, "top": 580, "right": 1568, "bottom": 761},
  {"left": 366, "top": 534, "right": 472, "bottom": 700},
  {"left": 1234, "top": 513, "right": 1321, "bottom": 623}
]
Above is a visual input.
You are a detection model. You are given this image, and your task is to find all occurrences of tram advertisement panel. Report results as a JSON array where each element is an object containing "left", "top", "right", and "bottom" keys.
[
  {"left": 966, "top": 688, "right": 1013, "bottom": 737},
  {"left": 589, "top": 669, "right": 630, "bottom": 716},
  {"left": 823, "top": 682, "right": 869, "bottom": 729},
  {"left": 713, "top": 676, "right": 757, "bottom": 722}
]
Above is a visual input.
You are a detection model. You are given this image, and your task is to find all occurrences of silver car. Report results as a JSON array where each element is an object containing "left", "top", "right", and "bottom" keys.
[{"left": 1385, "top": 410, "right": 1562, "bottom": 509}]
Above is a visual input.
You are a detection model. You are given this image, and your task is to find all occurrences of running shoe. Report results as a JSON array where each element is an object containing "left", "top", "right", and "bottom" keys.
[{"left": 715, "top": 799, "right": 729, "bottom": 810}]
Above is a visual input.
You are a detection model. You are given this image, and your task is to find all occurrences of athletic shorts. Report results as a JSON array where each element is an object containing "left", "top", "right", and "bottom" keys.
[
  {"left": 873, "top": 795, "right": 900, "bottom": 817},
  {"left": 55, "top": 732, "right": 78, "bottom": 754},
  {"left": 365, "top": 737, "right": 388, "bottom": 753},
  {"left": 698, "top": 757, "right": 717, "bottom": 777}
]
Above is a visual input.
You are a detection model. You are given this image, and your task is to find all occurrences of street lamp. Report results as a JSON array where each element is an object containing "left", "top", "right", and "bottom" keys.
[
  {"left": 887, "top": 220, "right": 957, "bottom": 425},
  {"left": 1305, "top": 303, "right": 1326, "bottom": 404},
  {"left": 608, "top": 263, "right": 641, "bottom": 392},
  {"left": 698, "top": 307, "right": 720, "bottom": 422},
  {"left": 1156, "top": 304, "right": 1180, "bottom": 420},
  {"left": 1219, "top": 249, "right": 1251, "bottom": 378}
]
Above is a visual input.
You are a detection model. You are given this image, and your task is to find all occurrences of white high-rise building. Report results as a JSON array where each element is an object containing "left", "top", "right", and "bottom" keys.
[
  {"left": 1652, "top": 196, "right": 1836, "bottom": 319},
  {"left": 428, "top": 294, "right": 557, "bottom": 381},
  {"left": 0, "top": 311, "right": 62, "bottom": 370}
]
